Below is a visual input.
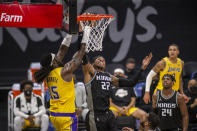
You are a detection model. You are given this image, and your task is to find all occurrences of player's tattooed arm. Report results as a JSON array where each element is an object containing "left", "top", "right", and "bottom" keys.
[
  {"left": 61, "top": 26, "right": 91, "bottom": 82},
  {"left": 56, "top": 45, "right": 69, "bottom": 62},
  {"left": 152, "top": 59, "right": 166, "bottom": 73},
  {"left": 61, "top": 43, "right": 86, "bottom": 82},
  {"left": 56, "top": 34, "right": 72, "bottom": 62},
  {"left": 178, "top": 94, "right": 189, "bottom": 131}
]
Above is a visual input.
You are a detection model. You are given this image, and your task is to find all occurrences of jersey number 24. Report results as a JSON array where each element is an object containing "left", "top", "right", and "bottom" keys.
[{"left": 162, "top": 108, "right": 172, "bottom": 116}]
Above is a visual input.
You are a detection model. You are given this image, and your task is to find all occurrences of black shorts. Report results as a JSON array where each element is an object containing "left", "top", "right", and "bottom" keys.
[{"left": 86, "top": 110, "right": 117, "bottom": 131}]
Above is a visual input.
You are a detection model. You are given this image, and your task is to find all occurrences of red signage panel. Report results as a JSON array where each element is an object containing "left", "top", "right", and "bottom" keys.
[{"left": 0, "top": 2, "right": 63, "bottom": 28}]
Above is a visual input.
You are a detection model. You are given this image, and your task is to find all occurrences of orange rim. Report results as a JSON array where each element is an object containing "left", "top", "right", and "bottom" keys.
[{"left": 77, "top": 14, "right": 114, "bottom": 23}]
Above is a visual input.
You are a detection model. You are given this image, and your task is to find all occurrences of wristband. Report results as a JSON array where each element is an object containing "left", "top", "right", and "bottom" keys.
[
  {"left": 81, "top": 26, "right": 91, "bottom": 44},
  {"left": 61, "top": 34, "right": 72, "bottom": 47},
  {"left": 82, "top": 54, "right": 89, "bottom": 65}
]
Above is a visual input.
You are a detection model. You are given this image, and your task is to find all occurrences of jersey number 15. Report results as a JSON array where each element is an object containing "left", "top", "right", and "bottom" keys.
[{"left": 49, "top": 86, "right": 60, "bottom": 99}]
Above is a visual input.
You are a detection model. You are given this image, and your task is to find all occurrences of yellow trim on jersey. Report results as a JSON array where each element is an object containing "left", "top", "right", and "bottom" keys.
[
  {"left": 45, "top": 67, "right": 75, "bottom": 113},
  {"left": 156, "top": 57, "right": 182, "bottom": 91},
  {"left": 110, "top": 106, "right": 138, "bottom": 116}
]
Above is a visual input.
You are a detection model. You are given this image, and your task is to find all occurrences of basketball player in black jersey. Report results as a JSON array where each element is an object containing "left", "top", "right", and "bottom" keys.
[
  {"left": 82, "top": 53, "right": 152, "bottom": 131},
  {"left": 152, "top": 74, "right": 188, "bottom": 131}
]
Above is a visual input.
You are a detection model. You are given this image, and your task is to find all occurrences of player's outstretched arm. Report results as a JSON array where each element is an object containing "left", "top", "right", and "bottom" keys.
[
  {"left": 179, "top": 61, "right": 184, "bottom": 94},
  {"left": 111, "top": 53, "right": 152, "bottom": 87},
  {"left": 55, "top": 33, "right": 72, "bottom": 62},
  {"left": 143, "top": 59, "right": 165, "bottom": 104},
  {"left": 179, "top": 61, "right": 189, "bottom": 103},
  {"left": 82, "top": 54, "right": 96, "bottom": 84},
  {"left": 61, "top": 26, "right": 91, "bottom": 82},
  {"left": 152, "top": 93, "right": 158, "bottom": 113},
  {"left": 178, "top": 94, "right": 189, "bottom": 131}
]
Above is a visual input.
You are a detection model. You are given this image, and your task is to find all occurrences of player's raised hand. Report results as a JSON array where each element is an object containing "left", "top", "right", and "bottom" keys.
[
  {"left": 141, "top": 52, "right": 153, "bottom": 70},
  {"left": 183, "top": 94, "right": 189, "bottom": 103}
]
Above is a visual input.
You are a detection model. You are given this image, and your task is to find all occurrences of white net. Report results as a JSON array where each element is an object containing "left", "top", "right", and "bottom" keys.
[{"left": 79, "top": 15, "right": 114, "bottom": 52}]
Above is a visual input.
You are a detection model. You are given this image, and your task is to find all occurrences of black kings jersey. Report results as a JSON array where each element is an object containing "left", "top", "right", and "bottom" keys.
[
  {"left": 110, "top": 86, "right": 136, "bottom": 107},
  {"left": 85, "top": 71, "right": 112, "bottom": 112},
  {"left": 156, "top": 90, "right": 181, "bottom": 130}
]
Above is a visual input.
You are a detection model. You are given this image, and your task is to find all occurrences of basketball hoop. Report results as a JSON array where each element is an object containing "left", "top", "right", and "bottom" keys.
[{"left": 77, "top": 14, "right": 114, "bottom": 52}]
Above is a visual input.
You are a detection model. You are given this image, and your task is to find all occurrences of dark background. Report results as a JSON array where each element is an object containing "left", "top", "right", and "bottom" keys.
[
  {"left": 0, "top": 0, "right": 197, "bottom": 130},
  {"left": 0, "top": 0, "right": 197, "bottom": 86}
]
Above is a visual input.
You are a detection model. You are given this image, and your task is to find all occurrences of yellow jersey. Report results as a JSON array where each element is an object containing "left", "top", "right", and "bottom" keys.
[
  {"left": 156, "top": 57, "right": 182, "bottom": 91},
  {"left": 45, "top": 67, "right": 75, "bottom": 113}
]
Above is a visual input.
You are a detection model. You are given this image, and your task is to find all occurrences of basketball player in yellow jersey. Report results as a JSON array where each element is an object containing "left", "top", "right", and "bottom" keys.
[
  {"left": 34, "top": 26, "right": 91, "bottom": 131},
  {"left": 143, "top": 44, "right": 189, "bottom": 104}
]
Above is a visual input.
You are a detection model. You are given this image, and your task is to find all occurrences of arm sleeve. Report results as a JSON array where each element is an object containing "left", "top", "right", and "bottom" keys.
[
  {"left": 14, "top": 97, "right": 29, "bottom": 119},
  {"left": 119, "top": 69, "right": 143, "bottom": 87},
  {"left": 33, "top": 97, "right": 46, "bottom": 117},
  {"left": 145, "top": 70, "right": 157, "bottom": 92}
]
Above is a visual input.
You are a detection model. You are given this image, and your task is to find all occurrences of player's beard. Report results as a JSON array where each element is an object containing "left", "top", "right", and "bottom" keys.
[{"left": 93, "top": 64, "right": 104, "bottom": 71}]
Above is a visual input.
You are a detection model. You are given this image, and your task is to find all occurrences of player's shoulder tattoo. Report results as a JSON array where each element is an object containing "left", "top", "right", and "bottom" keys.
[{"left": 154, "top": 60, "right": 166, "bottom": 72}]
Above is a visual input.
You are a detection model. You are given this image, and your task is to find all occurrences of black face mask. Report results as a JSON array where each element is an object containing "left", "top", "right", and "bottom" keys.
[
  {"left": 189, "top": 86, "right": 197, "bottom": 95},
  {"left": 24, "top": 90, "right": 32, "bottom": 96}
]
